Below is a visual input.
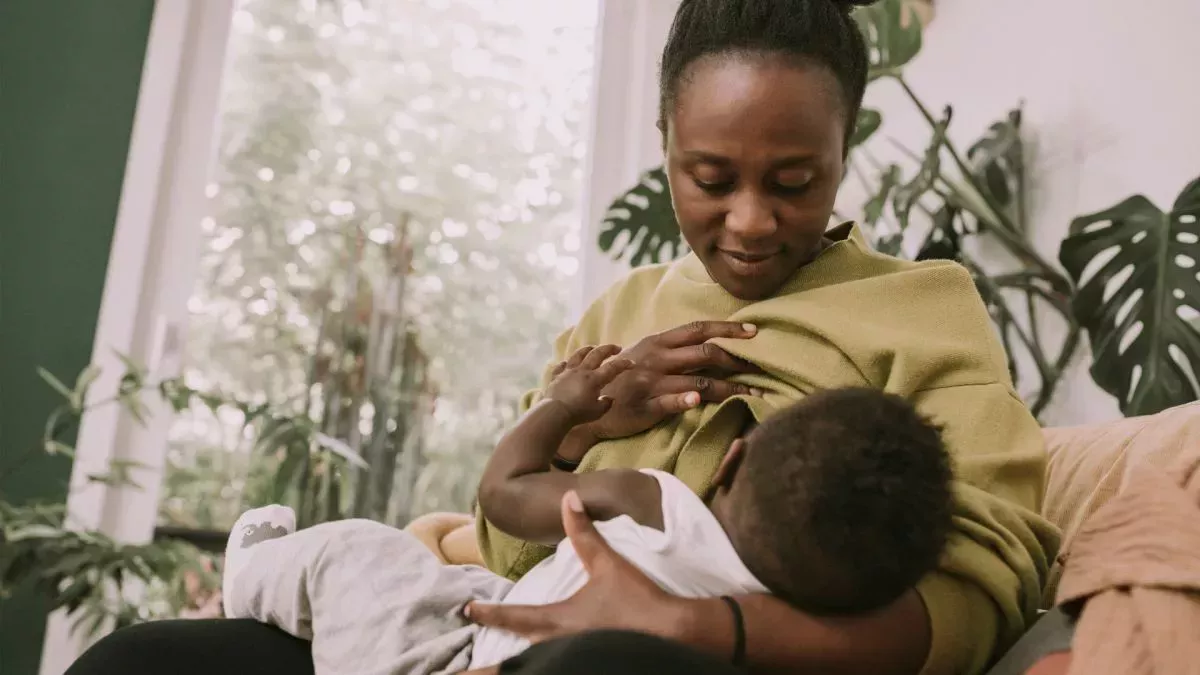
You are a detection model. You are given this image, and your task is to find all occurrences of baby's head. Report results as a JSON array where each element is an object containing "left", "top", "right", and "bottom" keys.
[{"left": 709, "top": 387, "right": 953, "bottom": 616}]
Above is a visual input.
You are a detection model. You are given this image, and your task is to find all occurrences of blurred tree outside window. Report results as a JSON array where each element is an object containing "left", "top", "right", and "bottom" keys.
[{"left": 158, "top": 0, "right": 598, "bottom": 531}]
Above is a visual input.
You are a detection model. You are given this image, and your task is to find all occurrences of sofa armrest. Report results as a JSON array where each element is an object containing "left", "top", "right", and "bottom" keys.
[{"left": 1041, "top": 401, "right": 1200, "bottom": 604}]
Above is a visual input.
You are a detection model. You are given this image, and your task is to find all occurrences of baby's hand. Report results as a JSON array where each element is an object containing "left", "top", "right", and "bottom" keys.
[{"left": 544, "top": 345, "right": 634, "bottom": 424}]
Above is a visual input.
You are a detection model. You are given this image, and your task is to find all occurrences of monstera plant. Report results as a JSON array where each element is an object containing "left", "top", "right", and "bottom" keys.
[
  {"left": 596, "top": 0, "right": 1081, "bottom": 418},
  {"left": 1059, "top": 179, "right": 1200, "bottom": 416},
  {"left": 596, "top": 0, "right": 1200, "bottom": 420}
]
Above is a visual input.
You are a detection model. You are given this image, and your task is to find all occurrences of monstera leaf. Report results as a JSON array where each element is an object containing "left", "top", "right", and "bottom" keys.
[
  {"left": 596, "top": 166, "right": 683, "bottom": 267},
  {"left": 910, "top": 108, "right": 1022, "bottom": 260},
  {"left": 892, "top": 106, "right": 951, "bottom": 231},
  {"left": 915, "top": 206, "right": 962, "bottom": 262},
  {"left": 853, "top": 0, "right": 923, "bottom": 82},
  {"left": 850, "top": 107, "right": 883, "bottom": 149},
  {"left": 864, "top": 164, "right": 902, "bottom": 228},
  {"left": 965, "top": 107, "right": 1025, "bottom": 230},
  {"left": 1058, "top": 177, "right": 1200, "bottom": 416}
]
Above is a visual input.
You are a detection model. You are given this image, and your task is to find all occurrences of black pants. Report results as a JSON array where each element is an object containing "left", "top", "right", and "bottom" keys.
[{"left": 64, "top": 619, "right": 741, "bottom": 675}]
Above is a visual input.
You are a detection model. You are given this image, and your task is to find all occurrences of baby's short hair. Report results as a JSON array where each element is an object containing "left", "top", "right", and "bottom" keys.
[{"left": 729, "top": 387, "right": 953, "bottom": 615}]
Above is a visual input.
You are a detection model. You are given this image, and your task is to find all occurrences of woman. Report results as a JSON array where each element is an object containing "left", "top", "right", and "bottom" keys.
[{"left": 66, "top": 0, "right": 1057, "bottom": 673}]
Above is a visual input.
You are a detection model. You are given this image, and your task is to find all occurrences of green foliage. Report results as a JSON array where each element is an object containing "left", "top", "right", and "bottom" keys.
[
  {"left": 0, "top": 0, "right": 606, "bottom": 644},
  {"left": 0, "top": 352, "right": 362, "bottom": 633},
  {"left": 595, "top": 0, "right": 1200, "bottom": 417},
  {"left": 0, "top": 501, "right": 212, "bottom": 636},
  {"left": 853, "top": 0, "right": 924, "bottom": 82},
  {"left": 5, "top": 0, "right": 602, "bottom": 633},
  {"left": 167, "top": 0, "right": 599, "bottom": 529},
  {"left": 596, "top": 167, "right": 681, "bottom": 267},
  {"left": 1059, "top": 178, "right": 1200, "bottom": 416},
  {"left": 1, "top": 360, "right": 223, "bottom": 634},
  {"left": 891, "top": 106, "right": 950, "bottom": 232},
  {"left": 850, "top": 108, "right": 884, "bottom": 149},
  {"left": 964, "top": 108, "right": 1026, "bottom": 231}
]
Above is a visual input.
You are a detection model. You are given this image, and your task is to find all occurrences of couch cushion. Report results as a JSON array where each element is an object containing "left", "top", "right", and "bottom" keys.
[{"left": 1041, "top": 401, "right": 1200, "bottom": 604}]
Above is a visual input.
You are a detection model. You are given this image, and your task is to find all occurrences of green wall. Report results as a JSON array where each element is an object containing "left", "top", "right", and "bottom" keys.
[{"left": 0, "top": 0, "right": 156, "bottom": 671}]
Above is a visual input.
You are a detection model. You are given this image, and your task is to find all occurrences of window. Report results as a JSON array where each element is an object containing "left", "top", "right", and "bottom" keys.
[{"left": 158, "top": 0, "right": 599, "bottom": 532}]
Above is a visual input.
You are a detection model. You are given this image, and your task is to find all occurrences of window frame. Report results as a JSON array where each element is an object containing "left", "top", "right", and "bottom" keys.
[
  {"left": 38, "top": 1, "right": 235, "bottom": 670},
  {"left": 41, "top": 0, "right": 676, "bottom": 666},
  {"left": 576, "top": 0, "right": 681, "bottom": 315}
]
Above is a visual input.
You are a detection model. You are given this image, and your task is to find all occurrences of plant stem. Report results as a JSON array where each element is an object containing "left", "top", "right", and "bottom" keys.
[
  {"left": 965, "top": 260, "right": 1054, "bottom": 380},
  {"left": 1026, "top": 292, "right": 1042, "bottom": 363},
  {"left": 0, "top": 384, "right": 164, "bottom": 485},
  {"left": 1032, "top": 321, "right": 1081, "bottom": 416},
  {"left": 894, "top": 75, "right": 1074, "bottom": 295},
  {"left": 990, "top": 275, "right": 1082, "bottom": 416},
  {"left": 895, "top": 77, "right": 995, "bottom": 216},
  {"left": 0, "top": 404, "right": 79, "bottom": 484},
  {"left": 850, "top": 158, "right": 876, "bottom": 192},
  {"left": 993, "top": 274, "right": 1073, "bottom": 316}
]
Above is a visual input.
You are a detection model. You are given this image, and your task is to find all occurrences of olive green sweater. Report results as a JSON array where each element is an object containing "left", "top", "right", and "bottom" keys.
[{"left": 477, "top": 223, "right": 1060, "bottom": 675}]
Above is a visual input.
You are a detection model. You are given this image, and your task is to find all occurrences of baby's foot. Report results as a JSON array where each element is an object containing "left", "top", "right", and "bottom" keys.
[{"left": 222, "top": 504, "right": 295, "bottom": 617}]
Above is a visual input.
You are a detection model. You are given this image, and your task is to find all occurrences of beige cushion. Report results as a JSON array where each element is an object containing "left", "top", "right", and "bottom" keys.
[{"left": 1040, "top": 401, "right": 1200, "bottom": 604}]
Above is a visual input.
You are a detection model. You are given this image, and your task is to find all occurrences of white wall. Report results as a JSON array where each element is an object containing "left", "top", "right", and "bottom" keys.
[
  {"left": 848, "top": 0, "right": 1200, "bottom": 425},
  {"left": 583, "top": 0, "right": 1200, "bottom": 425}
]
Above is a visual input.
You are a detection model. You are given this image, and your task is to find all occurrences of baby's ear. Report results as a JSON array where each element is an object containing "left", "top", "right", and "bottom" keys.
[{"left": 712, "top": 438, "right": 747, "bottom": 489}]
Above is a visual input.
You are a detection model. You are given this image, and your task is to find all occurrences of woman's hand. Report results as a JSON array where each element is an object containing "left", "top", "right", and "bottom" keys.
[
  {"left": 465, "top": 493, "right": 933, "bottom": 675},
  {"left": 464, "top": 491, "right": 690, "bottom": 644},
  {"left": 580, "top": 321, "right": 762, "bottom": 443}
]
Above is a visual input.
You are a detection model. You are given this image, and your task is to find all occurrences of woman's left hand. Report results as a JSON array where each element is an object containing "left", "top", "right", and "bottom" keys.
[{"left": 464, "top": 491, "right": 687, "bottom": 643}]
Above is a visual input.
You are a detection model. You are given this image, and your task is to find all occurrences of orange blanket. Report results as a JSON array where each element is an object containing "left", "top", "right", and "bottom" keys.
[{"left": 1054, "top": 454, "right": 1200, "bottom": 675}]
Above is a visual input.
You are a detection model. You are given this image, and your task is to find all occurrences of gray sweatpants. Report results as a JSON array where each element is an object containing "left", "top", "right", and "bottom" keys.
[{"left": 224, "top": 519, "right": 513, "bottom": 675}]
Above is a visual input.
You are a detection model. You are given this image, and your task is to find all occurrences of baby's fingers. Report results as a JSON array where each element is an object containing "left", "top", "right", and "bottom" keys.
[
  {"left": 594, "top": 357, "right": 636, "bottom": 383},
  {"left": 581, "top": 344, "right": 623, "bottom": 369},
  {"left": 565, "top": 346, "right": 594, "bottom": 368}
]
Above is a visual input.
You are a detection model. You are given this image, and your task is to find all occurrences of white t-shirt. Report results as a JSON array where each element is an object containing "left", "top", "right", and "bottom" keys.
[{"left": 469, "top": 469, "right": 767, "bottom": 668}]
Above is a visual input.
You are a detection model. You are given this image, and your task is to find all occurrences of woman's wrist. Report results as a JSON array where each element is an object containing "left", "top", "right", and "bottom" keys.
[{"left": 662, "top": 596, "right": 735, "bottom": 659}]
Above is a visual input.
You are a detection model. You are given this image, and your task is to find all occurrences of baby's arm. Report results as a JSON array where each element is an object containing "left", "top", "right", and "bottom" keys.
[{"left": 478, "top": 346, "right": 662, "bottom": 546}]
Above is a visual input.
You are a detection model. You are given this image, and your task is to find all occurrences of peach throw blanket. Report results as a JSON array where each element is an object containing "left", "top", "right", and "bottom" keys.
[{"left": 1055, "top": 454, "right": 1200, "bottom": 675}]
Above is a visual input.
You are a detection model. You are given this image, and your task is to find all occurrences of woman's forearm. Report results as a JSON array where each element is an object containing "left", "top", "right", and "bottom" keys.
[{"left": 670, "top": 590, "right": 931, "bottom": 675}]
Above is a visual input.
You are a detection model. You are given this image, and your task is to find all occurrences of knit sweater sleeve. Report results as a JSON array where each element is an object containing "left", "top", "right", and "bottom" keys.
[{"left": 911, "top": 382, "right": 1060, "bottom": 675}]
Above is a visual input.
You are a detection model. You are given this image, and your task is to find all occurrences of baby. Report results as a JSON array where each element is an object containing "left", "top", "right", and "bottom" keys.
[{"left": 221, "top": 345, "right": 953, "bottom": 675}]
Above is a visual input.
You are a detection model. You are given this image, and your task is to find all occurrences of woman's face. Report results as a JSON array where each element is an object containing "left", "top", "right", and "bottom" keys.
[{"left": 665, "top": 55, "right": 848, "bottom": 301}]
